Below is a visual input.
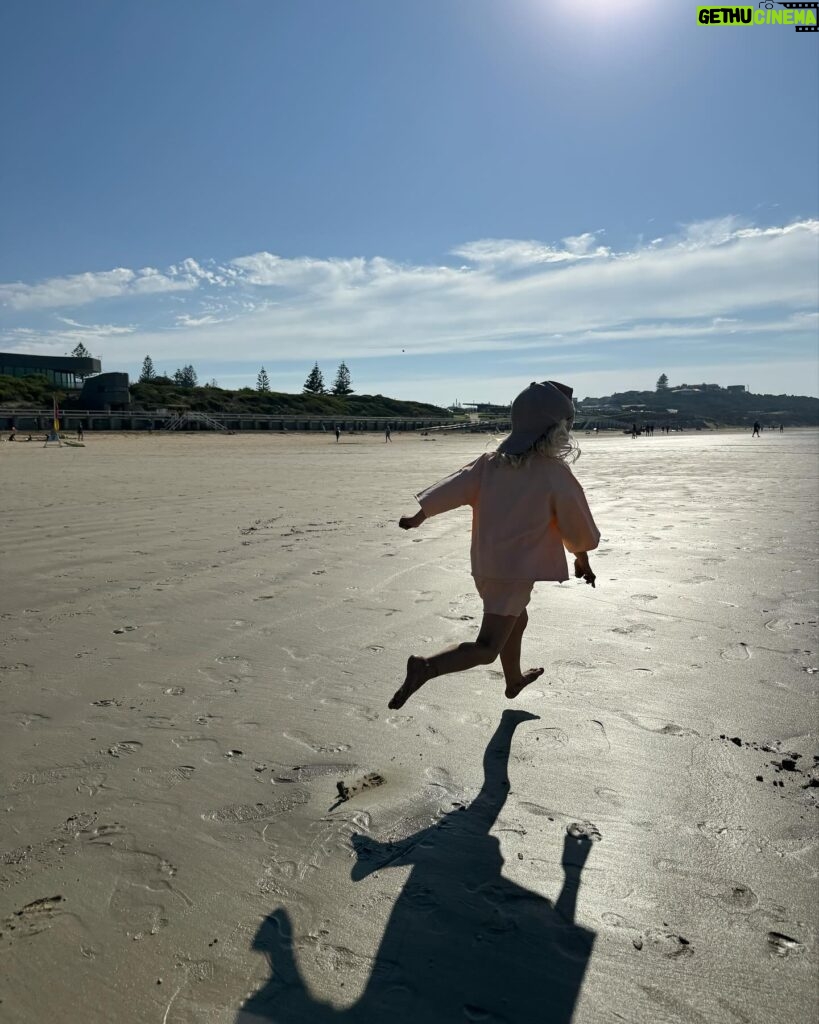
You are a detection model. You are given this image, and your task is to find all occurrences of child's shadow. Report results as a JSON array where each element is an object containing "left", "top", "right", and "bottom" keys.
[{"left": 237, "top": 709, "right": 596, "bottom": 1023}]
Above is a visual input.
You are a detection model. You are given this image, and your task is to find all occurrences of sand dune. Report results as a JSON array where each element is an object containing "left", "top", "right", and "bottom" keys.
[{"left": 1, "top": 429, "right": 817, "bottom": 1023}]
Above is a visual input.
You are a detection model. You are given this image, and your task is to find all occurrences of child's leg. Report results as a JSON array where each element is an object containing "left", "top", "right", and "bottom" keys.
[
  {"left": 498, "top": 610, "right": 544, "bottom": 699},
  {"left": 388, "top": 613, "right": 518, "bottom": 710}
]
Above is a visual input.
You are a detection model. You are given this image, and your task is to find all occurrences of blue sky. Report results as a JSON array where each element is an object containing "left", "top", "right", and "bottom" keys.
[{"left": 1, "top": 0, "right": 817, "bottom": 403}]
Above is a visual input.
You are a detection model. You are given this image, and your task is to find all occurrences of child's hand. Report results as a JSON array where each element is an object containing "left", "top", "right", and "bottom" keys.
[
  {"left": 399, "top": 510, "right": 426, "bottom": 530},
  {"left": 574, "top": 553, "right": 596, "bottom": 588}
]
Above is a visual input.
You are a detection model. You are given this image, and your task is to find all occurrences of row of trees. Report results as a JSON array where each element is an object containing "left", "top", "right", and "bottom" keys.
[
  {"left": 136, "top": 355, "right": 354, "bottom": 396},
  {"left": 301, "top": 362, "right": 353, "bottom": 396},
  {"left": 256, "top": 362, "right": 354, "bottom": 395},
  {"left": 138, "top": 356, "right": 200, "bottom": 387}
]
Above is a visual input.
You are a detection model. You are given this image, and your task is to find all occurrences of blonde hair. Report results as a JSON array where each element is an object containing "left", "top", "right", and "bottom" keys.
[{"left": 494, "top": 418, "right": 580, "bottom": 468}]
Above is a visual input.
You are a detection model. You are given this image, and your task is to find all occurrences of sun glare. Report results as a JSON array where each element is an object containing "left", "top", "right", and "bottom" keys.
[{"left": 556, "top": 0, "right": 649, "bottom": 18}]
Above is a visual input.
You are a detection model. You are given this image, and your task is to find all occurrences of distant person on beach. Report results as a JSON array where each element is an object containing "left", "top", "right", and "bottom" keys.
[
  {"left": 8, "top": 426, "right": 16, "bottom": 441},
  {"left": 385, "top": 425, "right": 392, "bottom": 443},
  {"left": 335, "top": 425, "right": 341, "bottom": 443},
  {"left": 780, "top": 423, "right": 784, "bottom": 433},
  {"left": 631, "top": 423, "right": 637, "bottom": 438},
  {"left": 77, "top": 423, "right": 84, "bottom": 441},
  {"left": 389, "top": 380, "right": 600, "bottom": 710},
  {"left": 752, "top": 421, "right": 761, "bottom": 437}
]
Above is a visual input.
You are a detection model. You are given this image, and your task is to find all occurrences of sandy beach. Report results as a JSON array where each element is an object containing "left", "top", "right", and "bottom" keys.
[{"left": 1, "top": 428, "right": 817, "bottom": 1024}]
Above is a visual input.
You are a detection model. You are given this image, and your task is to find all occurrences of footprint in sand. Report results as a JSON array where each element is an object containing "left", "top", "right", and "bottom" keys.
[
  {"left": 527, "top": 727, "right": 569, "bottom": 747},
  {"left": 721, "top": 643, "right": 751, "bottom": 661},
  {"left": 611, "top": 623, "right": 655, "bottom": 638},
  {"left": 709, "top": 882, "right": 758, "bottom": 912},
  {"left": 137, "top": 765, "right": 196, "bottom": 790},
  {"left": 619, "top": 713, "right": 699, "bottom": 738},
  {"left": 519, "top": 802, "right": 559, "bottom": 819},
  {"left": 204, "top": 792, "right": 308, "bottom": 823},
  {"left": 335, "top": 772, "right": 385, "bottom": 803},
  {"left": 594, "top": 786, "right": 625, "bottom": 808},
  {"left": 633, "top": 930, "right": 693, "bottom": 957},
  {"left": 270, "top": 763, "right": 357, "bottom": 785},
  {"left": 320, "top": 696, "right": 379, "bottom": 722},
  {"left": 1, "top": 895, "right": 65, "bottom": 942},
  {"left": 1, "top": 710, "right": 50, "bottom": 727},
  {"left": 107, "top": 740, "right": 142, "bottom": 758},
  {"left": 283, "top": 730, "right": 351, "bottom": 755},
  {"left": 656, "top": 723, "right": 699, "bottom": 737},
  {"left": 457, "top": 710, "right": 492, "bottom": 727},
  {"left": 764, "top": 618, "right": 797, "bottom": 633},
  {"left": 214, "top": 655, "right": 253, "bottom": 673},
  {"left": 767, "top": 931, "right": 805, "bottom": 957}
]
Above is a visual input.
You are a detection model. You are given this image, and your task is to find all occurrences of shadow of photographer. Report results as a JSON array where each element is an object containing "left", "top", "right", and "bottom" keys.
[{"left": 238, "top": 709, "right": 596, "bottom": 1023}]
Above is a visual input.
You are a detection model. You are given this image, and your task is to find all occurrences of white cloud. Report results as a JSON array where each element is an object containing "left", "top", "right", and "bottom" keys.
[
  {"left": 450, "top": 237, "right": 610, "bottom": 267},
  {"left": 230, "top": 252, "right": 371, "bottom": 290},
  {"left": 1, "top": 318, "right": 135, "bottom": 354},
  {"left": 0, "top": 265, "right": 200, "bottom": 311},
  {"left": 1, "top": 216, "right": 817, "bottom": 399},
  {"left": 175, "top": 313, "right": 225, "bottom": 328}
]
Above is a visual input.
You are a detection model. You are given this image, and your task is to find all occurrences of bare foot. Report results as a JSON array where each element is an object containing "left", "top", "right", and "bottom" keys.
[
  {"left": 388, "top": 656, "right": 431, "bottom": 709},
  {"left": 505, "top": 667, "right": 544, "bottom": 699}
]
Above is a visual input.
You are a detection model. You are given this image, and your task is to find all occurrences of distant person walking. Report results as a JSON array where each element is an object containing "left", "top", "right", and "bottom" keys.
[
  {"left": 752, "top": 421, "right": 761, "bottom": 438},
  {"left": 335, "top": 425, "right": 341, "bottom": 443},
  {"left": 780, "top": 423, "right": 784, "bottom": 433},
  {"left": 385, "top": 425, "right": 392, "bottom": 443},
  {"left": 389, "top": 380, "right": 599, "bottom": 710},
  {"left": 77, "top": 423, "right": 84, "bottom": 441},
  {"left": 631, "top": 423, "right": 637, "bottom": 439}
]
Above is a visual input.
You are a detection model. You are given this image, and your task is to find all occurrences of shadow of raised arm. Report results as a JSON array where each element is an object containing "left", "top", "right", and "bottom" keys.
[{"left": 238, "top": 909, "right": 337, "bottom": 1023}]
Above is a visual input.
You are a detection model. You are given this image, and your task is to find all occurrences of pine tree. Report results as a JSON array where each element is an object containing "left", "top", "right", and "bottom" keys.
[
  {"left": 256, "top": 367, "right": 271, "bottom": 392},
  {"left": 173, "top": 365, "right": 198, "bottom": 387},
  {"left": 332, "top": 361, "right": 353, "bottom": 396},
  {"left": 303, "top": 363, "right": 325, "bottom": 394},
  {"left": 139, "top": 355, "right": 157, "bottom": 382},
  {"left": 656, "top": 373, "right": 669, "bottom": 391},
  {"left": 71, "top": 342, "right": 91, "bottom": 359}
]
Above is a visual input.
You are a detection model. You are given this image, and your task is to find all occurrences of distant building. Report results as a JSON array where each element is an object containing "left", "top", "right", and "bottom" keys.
[
  {"left": 726, "top": 385, "right": 747, "bottom": 393},
  {"left": 0, "top": 351, "right": 100, "bottom": 389},
  {"left": 0, "top": 351, "right": 130, "bottom": 410},
  {"left": 79, "top": 372, "right": 131, "bottom": 410}
]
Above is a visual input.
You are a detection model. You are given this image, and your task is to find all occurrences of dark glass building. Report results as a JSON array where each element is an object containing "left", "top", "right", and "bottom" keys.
[
  {"left": 0, "top": 352, "right": 101, "bottom": 389},
  {"left": 1, "top": 352, "right": 131, "bottom": 409}
]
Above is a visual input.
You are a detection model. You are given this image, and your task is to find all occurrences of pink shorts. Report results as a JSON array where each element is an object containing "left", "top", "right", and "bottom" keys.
[{"left": 473, "top": 577, "right": 534, "bottom": 617}]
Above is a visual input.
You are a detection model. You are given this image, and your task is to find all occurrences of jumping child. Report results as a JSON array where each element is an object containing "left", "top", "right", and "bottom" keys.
[{"left": 389, "top": 380, "right": 600, "bottom": 710}]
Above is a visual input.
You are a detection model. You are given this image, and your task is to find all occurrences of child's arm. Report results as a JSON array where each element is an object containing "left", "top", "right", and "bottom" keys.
[
  {"left": 552, "top": 470, "right": 600, "bottom": 588},
  {"left": 404, "top": 456, "right": 483, "bottom": 529},
  {"left": 399, "top": 509, "right": 427, "bottom": 530},
  {"left": 573, "top": 551, "right": 596, "bottom": 588}
]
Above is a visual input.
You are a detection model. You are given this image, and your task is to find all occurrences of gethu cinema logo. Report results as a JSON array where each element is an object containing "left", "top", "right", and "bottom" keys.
[{"left": 697, "top": 2, "right": 819, "bottom": 29}]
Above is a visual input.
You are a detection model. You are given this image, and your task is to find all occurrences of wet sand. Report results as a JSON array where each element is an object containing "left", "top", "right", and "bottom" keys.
[{"left": 1, "top": 429, "right": 817, "bottom": 1023}]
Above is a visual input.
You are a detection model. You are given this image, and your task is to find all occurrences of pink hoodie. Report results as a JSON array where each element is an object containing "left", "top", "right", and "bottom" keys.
[{"left": 417, "top": 453, "right": 600, "bottom": 582}]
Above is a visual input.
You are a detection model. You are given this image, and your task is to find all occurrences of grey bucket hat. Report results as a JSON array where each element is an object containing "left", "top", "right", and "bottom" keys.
[{"left": 496, "top": 380, "right": 575, "bottom": 456}]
